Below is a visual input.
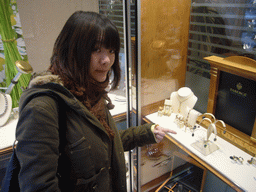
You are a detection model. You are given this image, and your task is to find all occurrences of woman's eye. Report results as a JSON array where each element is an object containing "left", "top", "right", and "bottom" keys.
[
  {"left": 93, "top": 47, "right": 101, "bottom": 52},
  {"left": 110, "top": 49, "right": 115, "bottom": 54}
]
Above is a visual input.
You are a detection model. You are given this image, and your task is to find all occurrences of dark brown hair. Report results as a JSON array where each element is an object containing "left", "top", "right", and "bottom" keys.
[
  {"left": 49, "top": 11, "right": 121, "bottom": 139},
  {"left": 49, "top": 11, "right": 121, "bottom": 91}
]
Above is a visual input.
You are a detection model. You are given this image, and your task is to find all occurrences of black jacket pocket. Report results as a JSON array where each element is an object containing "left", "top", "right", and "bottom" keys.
[{"left": 68, "top": 137, "right": 95, "bottom": 178}]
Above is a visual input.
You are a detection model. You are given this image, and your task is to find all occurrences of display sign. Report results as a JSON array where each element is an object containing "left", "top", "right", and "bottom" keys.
[{"left": 215, "top": 71, "right": 256, "bottom": 136}]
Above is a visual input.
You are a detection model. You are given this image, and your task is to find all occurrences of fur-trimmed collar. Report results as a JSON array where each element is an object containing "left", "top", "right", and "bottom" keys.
[
  {"left": 27, "top": 71, "right": 115, "bottom": 110},
  {"left": 28, "top": 71, "right": 63, "bottom": 88}
]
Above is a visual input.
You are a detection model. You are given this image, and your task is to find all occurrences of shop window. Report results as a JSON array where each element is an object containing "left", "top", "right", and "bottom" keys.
[{"left": 186, "top": 0, "right": 256, "bottom": 112}]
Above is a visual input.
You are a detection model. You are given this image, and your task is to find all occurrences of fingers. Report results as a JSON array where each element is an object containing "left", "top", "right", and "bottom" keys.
[
  {"left": 163, "top": 127, "right": 177, "bottom": 134},
  {"left": 154, "top": 130, "right": 166, "bottom": 137},
  {"left": 154, "top": 125, "right": 177, "bottom": 143},
  {"left": 154, "top": 132, "right": 165, "bottom": 143},
  {"left": 155, "top": 135, "right": 164, "bottom": 143},
  {"left": 168, "top": 130, "right": 177, "bottom": 134},
  {"left": 155, "top": 125, "right": 177, "bottom": 134}
]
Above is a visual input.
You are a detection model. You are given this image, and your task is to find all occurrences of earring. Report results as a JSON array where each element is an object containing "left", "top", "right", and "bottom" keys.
[
  {"left": 158, "top": 106, "right": 164, "bottom": 117},
  {"left": 230, "top": 155, "right": 244, "bottom": 164},
  {"left": 163, "top": 99, "right": 172, "bottom": 116},
  {"left": 247, "top": 156, "right": 256, "bottom": 165},
  {"left": 192, "top": 125, "right": 197, "bottom": 137}
]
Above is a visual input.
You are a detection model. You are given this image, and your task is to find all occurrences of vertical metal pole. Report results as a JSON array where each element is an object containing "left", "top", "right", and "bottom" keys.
[
  {"left": 124, "top": 0, "right": 142, "bottom": 191},
  {"left": 123, "top": 1, "right": 133, "bottom": 191},
  {"left": 124, "top": 0, "right": 132, "bottom": 126},
  {"left": 135, "top": 0, "right": 142, "bottom": 191}
]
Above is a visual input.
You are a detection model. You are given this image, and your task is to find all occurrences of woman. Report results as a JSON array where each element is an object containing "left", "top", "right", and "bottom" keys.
[{"left": 15, "top": 11, "right": 176, "bottom": 191}]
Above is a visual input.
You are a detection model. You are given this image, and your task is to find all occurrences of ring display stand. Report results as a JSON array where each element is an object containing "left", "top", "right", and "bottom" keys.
[{"left": 191, "top": 140, "right": 219, "bottom": 156}]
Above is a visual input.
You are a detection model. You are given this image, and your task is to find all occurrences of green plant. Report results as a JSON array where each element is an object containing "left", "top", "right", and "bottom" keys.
[{"left": 0, "top": 0, "right": 31, "bottom": 107}]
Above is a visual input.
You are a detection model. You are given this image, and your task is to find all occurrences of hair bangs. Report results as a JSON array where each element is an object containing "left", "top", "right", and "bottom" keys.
[{"left": 96, "top": 25, "right": 120, "bottom": 51}]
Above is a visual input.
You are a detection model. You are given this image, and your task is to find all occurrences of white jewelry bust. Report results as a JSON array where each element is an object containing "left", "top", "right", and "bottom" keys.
[
  {"left": 170, "top": 87, "right": 198, "bottom": 116},
  {"left": 0, "top": 93, "right": 12, "bottom": 127}
]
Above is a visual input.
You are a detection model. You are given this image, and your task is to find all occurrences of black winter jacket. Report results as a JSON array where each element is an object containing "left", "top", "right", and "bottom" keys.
[{"left": 15, "top": 73, "right": 156, "bottom": 192}]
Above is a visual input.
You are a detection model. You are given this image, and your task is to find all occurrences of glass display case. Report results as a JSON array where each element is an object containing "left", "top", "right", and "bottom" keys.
[
  {"left": 1, "top": 0, "right": 256, "bottom": 191},
  {"left": 123, "top": 1, "right": 256, "bottom": 192},
  {"left": 124, "top": 0, "right": 193, "bottom": 191}
]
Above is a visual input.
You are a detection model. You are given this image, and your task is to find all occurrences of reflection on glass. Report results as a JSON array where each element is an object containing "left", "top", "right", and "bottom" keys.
[
  {"left": 139, "top": 0, "right": 192, "bottom": 191},
  {"left": 145, "top": 143, "right": 164, "bottom": 160},
  {"left": 186, "top": 0, "right": 256, "bottom": 113},
  {"left": 99, "top": 0, "right": 127, "bottom": 117}
]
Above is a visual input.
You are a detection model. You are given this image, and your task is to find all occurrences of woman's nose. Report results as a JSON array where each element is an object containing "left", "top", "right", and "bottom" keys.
[{"left": 101, "top": 53, "right": 111, "bottom": 64}]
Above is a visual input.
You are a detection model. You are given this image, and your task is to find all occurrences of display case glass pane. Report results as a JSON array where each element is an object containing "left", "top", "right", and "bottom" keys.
[{"left": 186, "top": 0, "right": 256, "bottom": 113}]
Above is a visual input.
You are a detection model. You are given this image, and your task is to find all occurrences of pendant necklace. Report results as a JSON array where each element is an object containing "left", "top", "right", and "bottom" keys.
[
  {"left": 177, "top": 93, "right": 193, "bottom": 113},
  {"left": 0, "top": 93, "right": 8, "bottom": 117}
]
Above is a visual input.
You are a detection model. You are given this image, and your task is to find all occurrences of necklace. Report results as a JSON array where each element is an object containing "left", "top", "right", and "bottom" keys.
[
  {"left": 0, "top": 93, "right": 8, "bottom": 117},
  {"left": 185, "top": 108, "right": 192, "bottom": 127},
  {"left": 177, "top": 93, "right": 193, "bottom": 113}
]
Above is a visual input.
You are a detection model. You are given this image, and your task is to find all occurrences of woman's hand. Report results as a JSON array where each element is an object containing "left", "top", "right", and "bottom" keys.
[{"left": 153, "top": 125, "right": 177, "bottom": 143}]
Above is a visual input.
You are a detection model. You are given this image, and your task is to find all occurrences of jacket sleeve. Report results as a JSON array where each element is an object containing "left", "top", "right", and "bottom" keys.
[
  {"left": 16, "top": 96, "right": 61, "bottom": 192},
  {"left": 118, "top": 123, "right": 157, "bottom": 151}
]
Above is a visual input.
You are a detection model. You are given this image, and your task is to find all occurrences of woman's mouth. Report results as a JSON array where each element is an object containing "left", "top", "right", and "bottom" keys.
[{"left": 96, "top": 69, "right": 109, "bottom": 73}]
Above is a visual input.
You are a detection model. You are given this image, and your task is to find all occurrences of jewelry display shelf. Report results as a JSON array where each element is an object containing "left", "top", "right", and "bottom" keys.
[
  {"left": 145, "top": 112, "right": 256, "bottom": 192},
  {"left": 108, "top": 93, "right": 127, "bottom": 119},
  {"left": 0, "top": 118, "right": 18, "bottom": 155}
]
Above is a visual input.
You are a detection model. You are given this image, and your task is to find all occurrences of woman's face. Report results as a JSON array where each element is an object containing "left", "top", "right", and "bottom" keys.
[{"left": 89, "top": 46, "right": 115, "bottom": 82}]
